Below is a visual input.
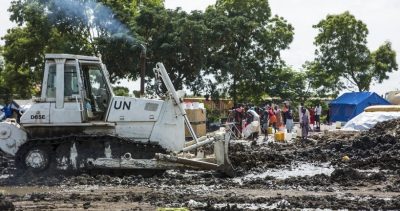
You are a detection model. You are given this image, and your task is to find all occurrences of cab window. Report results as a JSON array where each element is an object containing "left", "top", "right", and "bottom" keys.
[
  {"left": 64, "top": 65, "right": 79, "bottom": 96},
  {"left": 81, "top": 64, "right": 111, "bottom": 120},
  {"left": 46, "top": 64, "right": 56, "bottom": 98},
  {"left": 46, "top": 63, "right": 79, "bottom": 98}
]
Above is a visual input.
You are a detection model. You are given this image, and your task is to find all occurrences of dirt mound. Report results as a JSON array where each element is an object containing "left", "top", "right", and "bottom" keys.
[
  {"left": 288, "top": 119, "right": 400, "bottom": 171},
  {"left": 229, "top": 142, "right": 292, "bottom": 174},
  {"left": 386, "top": 179, "right": 400, "bottom": 192},
  {"left": 228, "top": 119, "right": 400, "bottom": 177},
  {"left": 366, "top": 119, "right": 400, "bottom": 136},
  {"left": 279, "top": 174, "right": 332, "bottom": 187},
  {"left": 0, "top": 195, "right": 14, "bottom": 211},
  {"left": 330, "top": 168, "right": 364, "bottom": 183}
]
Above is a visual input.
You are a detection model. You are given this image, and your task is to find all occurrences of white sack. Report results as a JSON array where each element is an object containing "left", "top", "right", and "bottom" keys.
[
  {"left": 343, "top": 111, "right": 400, "bottom": 131},
  {"left": 242, "top": 121, "right": 260, "bottom": 138}
]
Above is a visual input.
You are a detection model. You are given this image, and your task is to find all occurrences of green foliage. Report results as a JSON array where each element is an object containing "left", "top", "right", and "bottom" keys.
[
  {"left": 132, "top": 90, "right": 141, "bottom": 98},
  {"left": 2, "top": 0, "right": 298, "bottom": 103},
  {"left": 113, "top": 86, "right": 130, "bottom": 96},
  {"left": 205, "top": 103, "right": 221, "bottom": 123},
  {"left": 0, "top": 63, "right": 35, "bottom": 99},
  {"left": 268, "top": 67, "right": 310, "bottom": 103},
  {"left": 136, "top": 6, "right": 208, "bottom": 93},
  {"left": 309, "top": 11, "right": 398, "bottom": 93},
  {"left": 371, "top": 41, "right": 398, "bottom": 83},
  {"left": 204, "top": 0, "right": 294, "bottom": 103},
  {"left": 303, "top": 61, "right": 340, "bottom": 97},
  {"left": 0, "top": 46, "right": 4, "bottom": 72},
  {"left": 1, "top": 0, "right": 164, "bottom": 98}
]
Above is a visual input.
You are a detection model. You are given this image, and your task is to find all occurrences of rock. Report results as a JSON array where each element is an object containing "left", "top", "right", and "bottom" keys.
[
  {"left": 83, "top": 202, "right": 91, "bottom": 209},
  {"left": 330, "top": 168, "right": 364, "bottom": 184}
]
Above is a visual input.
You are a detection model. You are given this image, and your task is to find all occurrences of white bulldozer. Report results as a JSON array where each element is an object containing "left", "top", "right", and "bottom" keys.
[{"left": 0, "top": 54, "right": 234, "bottom": 176}]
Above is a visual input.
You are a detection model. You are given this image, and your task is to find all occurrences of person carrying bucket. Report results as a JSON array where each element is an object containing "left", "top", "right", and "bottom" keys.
[{"left": 268, "top": 106, "right": 277, "bottom": 133}]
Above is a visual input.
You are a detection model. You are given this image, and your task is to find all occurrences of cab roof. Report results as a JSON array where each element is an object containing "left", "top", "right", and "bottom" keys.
[{"left": 45, "top": 54, "right": 100, "bottom": 61}]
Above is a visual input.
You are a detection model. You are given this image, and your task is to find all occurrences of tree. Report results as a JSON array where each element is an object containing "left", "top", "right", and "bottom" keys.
[
  {"left": 304, "top": 61, "right": 342, "bottom": 97},
  {"left": 113, "top": 86, "right": 130, "bottom": 96},
  {"left": 271, "top": 67, "right": 311, "bottom": 103},
  {"left": 204, "top": 0, "right": 294, "bottom": 103},
  {"left": 370, "top": 42, "right": 398, "bottom": 84},
  {"left": 0, "top": 46, "right": 4, "bottom": 72},
  {"left": 135, "top": 6, "right": 209, "bottom": 94},
  {"left": 309, "top": 11, "right": 398, "bottom": 92},
  {"left": 2, "top": 0, "right": 163, "bottom": 98}
]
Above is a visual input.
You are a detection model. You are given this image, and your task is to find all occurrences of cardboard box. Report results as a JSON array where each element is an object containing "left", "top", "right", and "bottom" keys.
[
  {"left": 185, "top": 122, "right": 207, "bottom": 137},
  {"left": 186, "top": 109, "right": 206, "bottom": 123}
]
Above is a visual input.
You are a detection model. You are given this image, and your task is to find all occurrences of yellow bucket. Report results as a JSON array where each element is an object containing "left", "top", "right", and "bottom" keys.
[
  {"left": 274, "top": 132, "right": 285, "bottom": 142},
  {"left": 267, "top": 127, "right": 273, "bottom": 134}
]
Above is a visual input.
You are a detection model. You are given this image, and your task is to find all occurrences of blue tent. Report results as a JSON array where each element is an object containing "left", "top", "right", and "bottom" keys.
[{"left": 329, "top": 92, "right": 390, "bottom": 122}]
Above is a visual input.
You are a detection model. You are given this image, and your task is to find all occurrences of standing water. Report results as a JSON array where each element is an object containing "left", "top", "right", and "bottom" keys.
[{"left": 242, "top": 162, "right": 334, "bottom": 180}]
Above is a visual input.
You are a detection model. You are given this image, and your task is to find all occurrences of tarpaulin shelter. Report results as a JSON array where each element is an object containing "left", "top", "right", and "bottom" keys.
[{"left": 329, "top": 92, "right": 390, "bottom": 122}]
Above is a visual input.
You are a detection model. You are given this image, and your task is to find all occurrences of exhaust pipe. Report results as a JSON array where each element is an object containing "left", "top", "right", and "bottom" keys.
[{"left": 138, "top": 44, "right": 146, "bottom": 97}]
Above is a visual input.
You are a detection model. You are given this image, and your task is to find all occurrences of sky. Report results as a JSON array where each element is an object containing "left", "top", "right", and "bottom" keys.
[{"left": 0, "top": 0, "right": 399, "bottom": 95}]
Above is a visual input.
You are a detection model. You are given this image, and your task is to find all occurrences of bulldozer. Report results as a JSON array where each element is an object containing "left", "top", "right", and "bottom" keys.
[{"left": 0, "top": 54, "right": 234, "bottom": 176}]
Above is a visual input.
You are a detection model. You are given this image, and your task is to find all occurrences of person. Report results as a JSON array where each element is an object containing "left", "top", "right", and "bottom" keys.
[
  {"left": 309, "top": 107, "right": 315, "bottom": 130},
  {"left": 245, "top": 108, "right": 254, "bottom": 126},
  {"left": 283, "top": 103, "right": 294, "bottom": 133},
  {"left": 245, "top": 109, "right": 260, "bottom": 140},
  {"left": 298, "top": 102, "right": 310, "bottom": 124},
  {"left": 326, "top": 106, "right": 331, "bottom": 125},
  {"left": 274, "top": 105, "right": 282, "bottom": 129},
  {"left": 282, "top": 103, "right": 287, "bottom": 126},
  {"left": 260, "top": 105, "right": 269, "bottom": 140},
  {"left": 298, "top": 102, "right": 304, "bottom": 123},
  {"left": 282, "top": 102, "right": 289, "bottom": 126},
  {"left": 301, "top": 107, "right": 310, "bottom": 140},
  {"left": 1, "top": 99, "right": 20, "bottom": 121},
  {"left": 315, "top": 104, "right": 322, "bottom": 130},
  {"left": 234, "top": 105, "right": 245, "bottom": 137},
  {"left": 268, "top": 106, "right": 277, "bottom": 133}
]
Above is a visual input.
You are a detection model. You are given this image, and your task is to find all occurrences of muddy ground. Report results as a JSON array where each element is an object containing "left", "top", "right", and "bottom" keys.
[{"left": 1, "top": 120, "right": 400, "bottom": 210}]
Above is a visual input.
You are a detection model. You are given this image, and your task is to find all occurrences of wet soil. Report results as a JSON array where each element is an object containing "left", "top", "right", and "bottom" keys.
[{"left": 1, "top": 120, "right": 400, "bottom": 210}]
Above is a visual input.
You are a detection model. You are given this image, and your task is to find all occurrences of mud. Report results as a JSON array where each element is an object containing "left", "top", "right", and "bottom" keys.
[
  {"left": 1, "top": 119, "right": 400, "bottom": 210},
  {"left": 0, "top": 195, "right": 14, "bottom": 211}
]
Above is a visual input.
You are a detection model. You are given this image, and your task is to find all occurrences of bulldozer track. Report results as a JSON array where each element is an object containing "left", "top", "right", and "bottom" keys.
[
  {"left": 0, "top": 151, "right": 15, "bottom": 175},
  {"left": 3, "top": 134, "right": 167, "bottom": 177}
]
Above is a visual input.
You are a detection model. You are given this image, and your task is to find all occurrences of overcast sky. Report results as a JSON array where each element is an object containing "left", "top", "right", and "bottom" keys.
[{"left": 1, "top": 0, "right": 399, "bottom": 95}]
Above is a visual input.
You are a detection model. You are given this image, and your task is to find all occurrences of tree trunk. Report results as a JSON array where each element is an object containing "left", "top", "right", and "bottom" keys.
[{"left": 232, "top": 74, "right": 237, "bottom": 105}]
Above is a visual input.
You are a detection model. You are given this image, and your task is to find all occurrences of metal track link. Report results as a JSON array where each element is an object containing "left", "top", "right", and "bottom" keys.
[
  {"left": 9, "top": 134, "right": 167, "bottom": 176},
  {"left": 0, "top": 151, "right": 15, "bottom": 175}
]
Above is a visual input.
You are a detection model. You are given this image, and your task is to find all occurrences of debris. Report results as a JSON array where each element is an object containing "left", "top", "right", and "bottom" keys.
[
  {"left": 1, "top": 119, "right": 400, "bottom": 209},
  {"left": 342, "top": 155, "right": 350, "bottom": 162}
]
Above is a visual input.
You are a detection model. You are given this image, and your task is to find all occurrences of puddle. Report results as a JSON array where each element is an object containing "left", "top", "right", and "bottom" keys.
[
  {"left": 243, "top": 162, "right": 335, "bottom": 180},
  {"left": 212, "top": 199, "right": 290, "bottom": 210},
  {"left": 0, "top": 186, "right": 54, "bottom": 195}
]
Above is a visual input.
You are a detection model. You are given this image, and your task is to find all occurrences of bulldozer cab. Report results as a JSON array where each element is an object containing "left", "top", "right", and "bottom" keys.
[
  {"left": 80, "top": 63, "right": 112, "bottom": 120},
  {"left": 40, "top": 54, "right": 113, "bottom": 123}
]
